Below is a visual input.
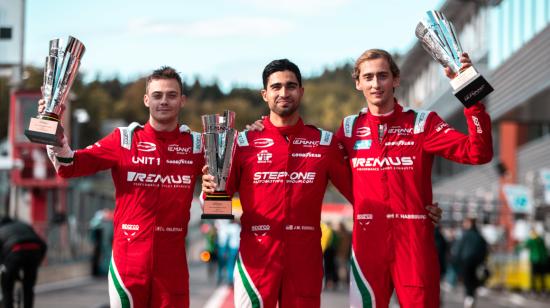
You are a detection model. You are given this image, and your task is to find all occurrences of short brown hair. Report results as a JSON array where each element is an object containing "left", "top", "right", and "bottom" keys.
[
  {"left": 352, "top": 49, "right": 400, "bottom": 80},
  {"left": 146, "top": 66, "right": 184, "bottom": 95}
]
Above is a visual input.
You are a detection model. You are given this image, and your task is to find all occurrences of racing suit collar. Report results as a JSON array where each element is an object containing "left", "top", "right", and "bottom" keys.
[
  {"left": 144, "top": 121, "right": 182, "bottom": 140},
  {"left": 263, "top": 116, "right": 305, "bottom": 137},
  {"left": 364, "top": 100, "right": 403, "bottom": 125}
]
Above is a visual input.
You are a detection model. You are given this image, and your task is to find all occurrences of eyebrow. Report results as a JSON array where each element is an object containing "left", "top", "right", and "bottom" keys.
[
  {"left": 270, "top": 81, "right": 299, "bottom": 87},
  {"left": 361, "top": 71, "right": 390, "bottom": 77},
  {"left": 151, "top": 90, "right": 178, "bottom": 95}
]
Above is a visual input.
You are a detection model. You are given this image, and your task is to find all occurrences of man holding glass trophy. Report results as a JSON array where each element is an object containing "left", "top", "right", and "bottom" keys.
[
  {"left": 335, "top": 11, "right": 494, "bottom": 308},
  {"left": 33, "top": 37, "right": 203, "bottom": 308},
  {"left": 202, "top": 59, "right": 443, "bottom": 307}
]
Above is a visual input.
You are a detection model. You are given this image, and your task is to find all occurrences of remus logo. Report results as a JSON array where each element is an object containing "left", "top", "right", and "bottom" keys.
[
  {"left": 352, "top": 157, "right": 414, "bottom": 168},
  {"left": 127, "top": 172, "right": 191, "bottom": 184}
]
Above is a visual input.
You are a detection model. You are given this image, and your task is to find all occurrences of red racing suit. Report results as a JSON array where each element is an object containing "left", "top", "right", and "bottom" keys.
[
  {"left": 227, "top": 118, "right": 352, "bottom": 308},
  {"left": 336, "top": 101, "right": 493, "bottom": 308},
  {"left": 47, "top": 122, "right": 203, "bottom": 308}
]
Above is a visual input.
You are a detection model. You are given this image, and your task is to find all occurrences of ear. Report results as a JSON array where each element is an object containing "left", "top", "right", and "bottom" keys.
[
  {"left": 261, "top": 89, "right": 268, "bottom": 102},
  {"left": 393, "top": 76, "right": 400, "bottom": 88},
  {"left": 144, "top": 94, "right": 150, "bottom": 107},
  {"left": 355, "top": 79, "right": 361, "bottom": 91}
]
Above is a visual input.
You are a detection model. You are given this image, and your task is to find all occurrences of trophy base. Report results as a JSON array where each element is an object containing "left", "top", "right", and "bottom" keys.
[
  {"left": 201, "top": 192, "right": 234, "bottom": 220},
  {"left": 450, "top": 66, "right": 494, "bottom": 108},
  {"left": 201, "top": 213, "right": 235, "bottom": 220},
  {"left": 24, "top": 117, "right": 64, "bottom": 146}
]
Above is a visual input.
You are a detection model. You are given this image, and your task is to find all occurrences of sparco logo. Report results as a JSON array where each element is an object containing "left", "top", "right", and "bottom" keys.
[
  {"left": 387, "top": 127, "right": 413, "bottom": 135},
  {"left": 293, "top": 138, "right": 319, "bottom": 147},
  {"left": 253, "top": 171, "right": 316, "bottom": 184},
  {"left": 471, "top": 116, "right": 483, "bottom": 134},
  {"left": 356, "top": 126, "right": 371, "bottom": 137},
  {"left": 137, "top": 142, "right": 156, "bottom": 152},
  {"left": 168, "top": 144, "right": 191, "bottom": 154},
  {"left": 127, "top": 172, "right": 192, "bottom": 185},
  {"left": 352, "top": 157, "right": 414, "bottom": 168},
  {"left": 464, "top": 84, "right": 485, "bottom": 102},
  {"left": 253, "top": 138, "right": 274, "bottom": 148},
  {"left": 251, "top": 225, "right": 270, "bottom": 232},
  {"left": 356, "top": 214, "right": 373, "bottom": 220},
  {"left": 122, "top": 224, "right": 139, "bottom": 230}
]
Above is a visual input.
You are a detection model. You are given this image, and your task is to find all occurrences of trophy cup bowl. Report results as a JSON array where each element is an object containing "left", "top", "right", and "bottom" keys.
[
  {"left": 416, "top": 10, "right": 493, "bottom": 107},
  {"left": 201, "top": 110, "right": 237, "bottom": 219},
  {"left": 25, "top": 36, "right": 85, "bottom": 146}
]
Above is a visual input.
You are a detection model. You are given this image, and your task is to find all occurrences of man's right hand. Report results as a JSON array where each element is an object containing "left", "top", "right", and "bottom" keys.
[
  {"left": 245, "top": 119, "right": 265, "bottom": 131},
  {"left": 201, "top": 165, "right": 217, "bottom": 194},
  {"left": 37, "top": 95, "right": 66, "bottom": 116}
]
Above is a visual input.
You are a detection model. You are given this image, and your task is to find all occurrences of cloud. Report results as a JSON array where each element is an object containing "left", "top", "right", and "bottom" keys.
[{"left": 127, "top": 16, "right": 294, "bottom": 38}]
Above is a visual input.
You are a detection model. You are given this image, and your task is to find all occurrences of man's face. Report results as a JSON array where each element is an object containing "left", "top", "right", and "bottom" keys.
[
  {"left": 144, "top": 78, "right": 185, "bottom": 124},
  {"left": 355, "top": 58, "right": 400, "bottom": 109},
  {"left": 261, "top": 70, "right": 304, "bottom": 118}
]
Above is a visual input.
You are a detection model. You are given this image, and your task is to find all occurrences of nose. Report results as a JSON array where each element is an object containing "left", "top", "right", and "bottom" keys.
[
  {"left": 280, "top": 86, "right": 288, "bottom": 97},
  {"left": 371, "top": 76, "right": 381, "bottom": 89}
]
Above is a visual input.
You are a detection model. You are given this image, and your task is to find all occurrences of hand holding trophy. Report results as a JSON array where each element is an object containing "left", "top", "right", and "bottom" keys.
[
  {"left": 415, "top": 11, "right": 493, "bottom": 107},
  {"left": 201, "top": 110, "right": 237, "bottom": 219},
  {"left": 25, "top": 36, "right": 85, "bottom": 146}
]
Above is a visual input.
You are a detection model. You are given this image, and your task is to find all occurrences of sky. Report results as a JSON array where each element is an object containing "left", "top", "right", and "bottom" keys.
[{"left": 24, "top": 0, "right": 443, "bottom": 91}]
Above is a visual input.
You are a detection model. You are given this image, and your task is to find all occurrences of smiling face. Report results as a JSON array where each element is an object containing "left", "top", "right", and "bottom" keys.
[
  {"left": 355, "top": 57, "right": 400, "bottom": 114},
  {"left": 143, "top": 78, "right": 185, "bottom": 127},
  {"left": 261, "top": 70, "right": 304, "bottom": 119}
]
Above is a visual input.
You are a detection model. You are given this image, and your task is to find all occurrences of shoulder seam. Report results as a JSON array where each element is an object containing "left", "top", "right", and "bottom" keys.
[
  {"left": 237, "top": 131, "right": 249, "bottom": 147},
  {"left": 190, "top": 131, "right": 203, "bottom": 154},
  {"left": 343, "top": 115, "right": 359, "bottom": 138},
  {"left": 318, "top": 129, "right": 333, "bottom": 146},
  {"left": 118, "top": 122, "right": 142, "bottom": 150}
]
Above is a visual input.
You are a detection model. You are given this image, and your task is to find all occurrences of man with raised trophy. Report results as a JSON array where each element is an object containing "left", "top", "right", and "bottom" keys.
[
  {"left": 201, "top": 111, "right": 237, "bottom": 219},
  {"left": 416, "top": 10, "right": 494, "bottom": 107},
  {"left": 25, "top": 36, "right": 85, "bottom": 146},
  {"left": 332, "top": 11, "right": 494, "bottom": 308}
]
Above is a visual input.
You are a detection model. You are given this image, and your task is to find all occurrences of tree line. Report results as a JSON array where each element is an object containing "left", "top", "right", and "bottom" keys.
[{"left": 1, "top": 63, "right": 365, "bottom": 147}]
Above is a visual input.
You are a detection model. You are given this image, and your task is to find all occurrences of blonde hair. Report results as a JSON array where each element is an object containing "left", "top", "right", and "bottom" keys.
[{"left": 352, "top": 49, "right": 400, "bottom": 80}]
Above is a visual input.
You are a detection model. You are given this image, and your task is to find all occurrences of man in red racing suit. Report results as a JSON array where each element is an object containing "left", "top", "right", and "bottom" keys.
[
  {"left": 336, "top": 49, "right": 493, "bottom": 307},
  {"left": 203, "top": 59, "right": 353, "bottom": 307},
  {"left": 45, "top": 67, "right": 203, "bottom": 308}
]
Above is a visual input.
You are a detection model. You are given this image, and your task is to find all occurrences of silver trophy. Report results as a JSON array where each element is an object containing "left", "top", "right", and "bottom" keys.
[
  {"left": 416, "top": 10, "right": 493, "bottom": 107},
  {"left": 201, "top": 110, "right": 237, "bottom": 219},
  {"left": 25, "top": 36, "right": 85, "bottom": 146}
]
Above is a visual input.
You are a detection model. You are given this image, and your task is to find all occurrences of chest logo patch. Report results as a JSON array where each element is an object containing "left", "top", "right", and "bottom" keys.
[
  {"left": 257, "top": 150, "right": 273, "bottom": 163},
  {"left": 253, "top": 138, "right": 274, "bottom": 148},
  {"left": 355, "top": 126, "right": 371, "bottom": 137},
  {"left": 137, "top": 142, "right": 156, "bottom": 152},
  {"left": 353, "top": 139, "right": 372, "bottom": 150}
]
